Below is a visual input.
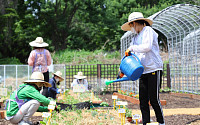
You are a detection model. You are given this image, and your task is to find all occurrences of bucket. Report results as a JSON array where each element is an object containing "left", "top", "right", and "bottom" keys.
[{"left": 120, "top": 53, "right": 144, "bottom": 81}]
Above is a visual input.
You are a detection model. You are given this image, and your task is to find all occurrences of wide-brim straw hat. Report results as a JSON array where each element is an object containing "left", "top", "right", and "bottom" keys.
[
  {"left": 29, "top": 37, "right": 49, "bottom": 47},
  {"left": 121, "top": 12, "right": 153, "bottom": 31},
  {"left": 52, "top": 71, "right": 64, "bottom": 82},
  {"left": 74, "top": 72, "right": 86, "bottom": 79},
  {"left": 24, "top": 72, "right": 52, "bottom": 87}
]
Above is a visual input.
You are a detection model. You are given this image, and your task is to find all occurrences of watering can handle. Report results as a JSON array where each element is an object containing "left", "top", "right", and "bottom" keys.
[{"left": 121, "top": 53, "right": 142, "bottom": 64}]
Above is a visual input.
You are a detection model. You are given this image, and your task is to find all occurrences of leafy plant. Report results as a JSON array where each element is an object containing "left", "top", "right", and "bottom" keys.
[
  {"left": 100, "top": 102, "right": 109, "bottom": 107},
  {"left": 91, "top": 110, "right": 98, "bottom": 117},
  {"left": 129, "top": 92, "right": 134, "bottom": 97},
  {"left": 125, "top": 108, "right": 132, "bottom": 117},
  {"left": 0, "top": 57, "right": 22, "bottom": 64},
  {"left": 160, "top": 87, "right": 171, "bottom": 92},
  {"left": 101, "top": 86, "right": 109, "bottom": 95},
  {"left": 134, "top": 94, "right": 139, "bottom": 99}
]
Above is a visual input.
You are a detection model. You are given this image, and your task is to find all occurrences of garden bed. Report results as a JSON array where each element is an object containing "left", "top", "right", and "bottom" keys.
[
  {"left": 113, "top": 92, "right": 167, "bottom": 106},
  {"left": 170, "top": 92, "right": 200, "bottom": 100},
  {"left": 1, "top": 92, "right": 200, "bottom": 125},
  {"left": 98, "top": 92, "right": 200, "bottom": 125}
]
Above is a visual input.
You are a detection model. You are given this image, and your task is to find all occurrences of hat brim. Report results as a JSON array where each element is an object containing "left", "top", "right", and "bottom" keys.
[
  {"left": 74, "top": 75, "right": 86, "bottom": 79},
  {"left": 121, "top": 18, "right": 153, "bottom": 31},
  {"left": 23, "top": 80, "right": 52, "bottom": 87},
  {"left": 52, "top": 73, "right": 64, "bottom": 82},
  {"left": 29, "top": 41, "right": 49, "bottom": 47}
]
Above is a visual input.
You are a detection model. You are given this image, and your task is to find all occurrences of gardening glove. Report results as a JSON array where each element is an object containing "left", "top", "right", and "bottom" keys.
[
  {"left": 117, "top": 70, "right": 124, "bottom": 79},
  {"left": 60, "top": 90, "right": 64, "bottom": 94},
  {"left": 56, "top": 89, "right": 61, "bottom": 94},
  {"left": 125, "top": 49, "right": 131, "bottom": 56}
]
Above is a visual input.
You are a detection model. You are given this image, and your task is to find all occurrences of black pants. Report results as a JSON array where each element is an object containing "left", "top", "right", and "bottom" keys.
[
  {"left": 139, "top": 70, "right": 164, "bottom": 125},
  {"left": 42, "top": 71, "right": 49, "bottom": 97}
]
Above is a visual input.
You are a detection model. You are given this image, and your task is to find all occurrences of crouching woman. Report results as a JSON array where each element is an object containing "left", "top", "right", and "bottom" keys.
[{"left": 5, "top": 72, "right": 52, "bottom": 125}]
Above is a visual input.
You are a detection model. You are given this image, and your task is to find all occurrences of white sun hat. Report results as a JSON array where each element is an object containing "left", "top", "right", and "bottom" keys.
[
  {"left": 29, "top": 37, "right": 49, "bottom": 47},
  {"left": 52, "top": 71, "right": 64, "bottom": 82},
  {"left": 24, "top": 72, "right": 52, "bottom": 87},
  {"left": 74, "top": 72, "right": 86, "bottom": 79},
  {"left": 121, "top": 12, "right": 153, "bottom": 31}
]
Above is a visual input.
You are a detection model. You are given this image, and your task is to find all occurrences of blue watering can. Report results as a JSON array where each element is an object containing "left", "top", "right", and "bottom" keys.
[{"left": 105, "top": 53, "right": 144, "bottom": 85}]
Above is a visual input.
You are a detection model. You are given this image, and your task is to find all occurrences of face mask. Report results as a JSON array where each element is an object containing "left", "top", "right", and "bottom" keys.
[
  {"left": 35, "top": 83, "right": 43, "bottom": 91},
  {"left": 55, "top": 78, "right": 60, "bottom": 83},
  {"left": 131, "top": 27, "right": 136, "bottom": 34}
]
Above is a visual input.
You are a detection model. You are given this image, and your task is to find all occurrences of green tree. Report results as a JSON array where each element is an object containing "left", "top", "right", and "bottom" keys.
[
  {"left": 0, "top": 0, "right": 19, "bottom": 59},
  {"left": 1, "top": 0, "right": 199, "bottom": 64},
  {"left": 37, "top": 0, "right": 107, "bottom": 51}
]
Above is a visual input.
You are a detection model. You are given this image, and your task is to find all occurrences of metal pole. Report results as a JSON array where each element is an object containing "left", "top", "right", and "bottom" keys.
[
  {"left": 4, "top": 65, "right": 5, "bottom": 88},
  {"left": 64, "top": 64, "right": 66, "bottom": 90},
  {"left": 16, "top": 66, "right": 18, "bottom": 89},
  {"left": 28, "top": 65, "right": 30, "bottom": 80}
]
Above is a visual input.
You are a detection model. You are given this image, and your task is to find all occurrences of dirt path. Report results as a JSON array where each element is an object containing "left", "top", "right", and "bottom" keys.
[
  {"left": 32, "top": 108, "right": 200, "bottom": 116},
  {"left": 131, "top": 108, "right": 200, "bottom": 116}
]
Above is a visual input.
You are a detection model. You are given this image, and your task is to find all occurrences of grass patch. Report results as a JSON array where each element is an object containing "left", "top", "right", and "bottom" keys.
[
  {"left": 0, "top": 57, "right": 22, "bottom": 64},
  {"left": 51, "top": 49, "right": 121, "bottom": 65}
]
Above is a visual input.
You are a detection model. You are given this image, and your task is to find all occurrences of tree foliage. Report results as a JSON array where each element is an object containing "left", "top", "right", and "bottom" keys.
[{"left": 0, "top": 0, "right": 199, "bottom": 63}]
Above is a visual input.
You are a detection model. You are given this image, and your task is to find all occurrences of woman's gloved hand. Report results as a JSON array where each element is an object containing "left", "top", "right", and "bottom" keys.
[
  {"left": 125, "top": 49, "right": 131, "bottom": 56},
  {"left": 56, "top": 89, "right": 61, "bottom": 94},
  {"left": 117, "top": 70, "right": 124, "bottom": 79}
]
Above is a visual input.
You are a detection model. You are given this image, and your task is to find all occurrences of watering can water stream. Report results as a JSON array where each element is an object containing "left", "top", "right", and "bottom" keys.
[{"left": 105, "top": 53, "right": 144, "bottom": 85}]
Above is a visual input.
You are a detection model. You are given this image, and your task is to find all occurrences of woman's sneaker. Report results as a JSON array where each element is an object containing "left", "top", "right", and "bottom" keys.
[{"left": 18, "top": 120, "right": 33, "bottom": 125}]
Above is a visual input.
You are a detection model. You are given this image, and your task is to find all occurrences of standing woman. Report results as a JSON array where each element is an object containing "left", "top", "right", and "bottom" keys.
[
  {"left": 121, "top": 12, "right": 165, "bottom": 125},
  {"left": 28, "top": 37, "right": 52, "bottom": 97}
]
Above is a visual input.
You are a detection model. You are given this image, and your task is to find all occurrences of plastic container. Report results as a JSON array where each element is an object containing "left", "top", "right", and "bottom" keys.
[{"left": 120, "top": 53, "right": 144, "bottom": 81}]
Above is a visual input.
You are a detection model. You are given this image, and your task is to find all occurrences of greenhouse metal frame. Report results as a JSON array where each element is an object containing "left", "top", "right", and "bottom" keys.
[{"left": 120, "top": 4, "right": 200, "bottom": 94}]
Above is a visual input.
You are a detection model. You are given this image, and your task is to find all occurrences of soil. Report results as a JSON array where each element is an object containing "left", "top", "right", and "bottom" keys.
[
  {"left": 0, "top": 116, "right": 42, "bottom": 125},
  {"left": 98, "top": 92, "right": 200, "bottom": 125},
  {"left": 1, "top": 92, "right": 200, "bottom": 125}
]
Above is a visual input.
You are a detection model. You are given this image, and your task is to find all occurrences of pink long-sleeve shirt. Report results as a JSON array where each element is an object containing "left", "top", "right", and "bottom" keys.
[{"left": 28, "top": 48, "right": 52, "bottom": 73}]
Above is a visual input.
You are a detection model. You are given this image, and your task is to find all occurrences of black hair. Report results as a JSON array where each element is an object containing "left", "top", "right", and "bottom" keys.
[
  {"left": 33, "top": 47, "right": 45, "bottom": 50},
  {"left": 27, "top": 83, "right": 42, "bottom": 91},
  {"left": 134, "top": 20, "right": 150, "bottom": 26}
]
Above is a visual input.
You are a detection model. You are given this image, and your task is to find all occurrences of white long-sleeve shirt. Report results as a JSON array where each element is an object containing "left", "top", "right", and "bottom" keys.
[
  {"left": 128, "top": 26, "right": 163, "bottom": 74},
  {"left": 71, "top": 79, "right": 88, "bottom": 91}
]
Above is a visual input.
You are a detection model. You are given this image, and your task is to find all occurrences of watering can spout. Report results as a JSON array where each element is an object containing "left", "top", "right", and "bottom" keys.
[
  {"left": 105, "top": 77, "right": 130, "bottom": 85},
  {"left": 105, "top": 53, "right": 144, "bottom": 86}
]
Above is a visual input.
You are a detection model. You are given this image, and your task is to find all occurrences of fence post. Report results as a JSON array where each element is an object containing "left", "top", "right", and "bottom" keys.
[
  {"left": 167, "top": 64, "right": 171, "bottom": 88},
  {"left": 97, "top": 64, "right": 101, "bottom": 84},
  {"left": 64, "top": 64, "right": 66, "bottom": 90}
]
